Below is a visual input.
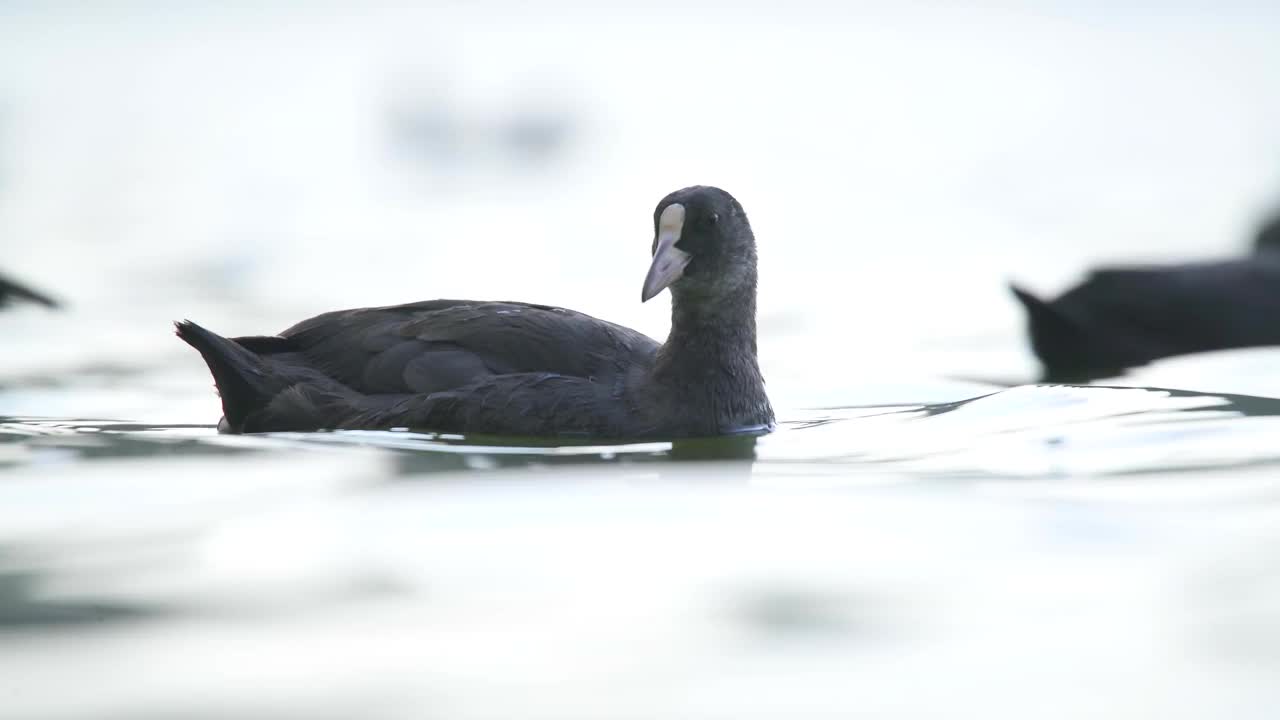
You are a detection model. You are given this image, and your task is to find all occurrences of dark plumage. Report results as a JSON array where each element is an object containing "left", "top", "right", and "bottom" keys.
[
  {"left": 1012, "top": 216, "right": 1280, "bottom": 382},
  {"left": 1254, "top": 212, "right": 1280, "bottom": 255},
  {"left": 0, "top": 272, "right": 58, "bottom": 309},
  {"left": 177, "top": 186, "right": 774, "bottom": 438}
]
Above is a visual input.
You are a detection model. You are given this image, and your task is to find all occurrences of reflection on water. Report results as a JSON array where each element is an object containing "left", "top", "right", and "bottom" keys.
[
  {"left": 2, "top": 385, "right": 1280, "bottom": 718},
  {"left": 3, "top": 1, "right": 1280, "bottom": 716},
  {"left": 10, "top": 382, "right": 1280, "bottom": 477},
  {"left": 0, "top": 558, "right": 158, "bottom": 629}
]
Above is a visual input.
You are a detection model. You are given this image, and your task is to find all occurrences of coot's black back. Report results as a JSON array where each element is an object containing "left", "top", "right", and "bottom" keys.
[{"left": 1013, "top": 230, "right": 1280, "bottom": 382}]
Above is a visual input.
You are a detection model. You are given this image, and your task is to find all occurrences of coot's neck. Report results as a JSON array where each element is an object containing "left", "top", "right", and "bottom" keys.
[{"left": 651, "top": 281, "right": 773, "bottom": 434}]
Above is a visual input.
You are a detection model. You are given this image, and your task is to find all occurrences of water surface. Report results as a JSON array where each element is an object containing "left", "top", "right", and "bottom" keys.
[{"left": 3, "top": 2, "right": 1280, "bottom": 717}]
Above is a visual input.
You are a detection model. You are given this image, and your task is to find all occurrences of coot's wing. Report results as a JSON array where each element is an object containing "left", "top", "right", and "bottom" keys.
[
  {"left": 1062, "top": 261, "right": 1280, "bottom": 354},
  {"left": 334, "top": 370, "right": 650, "bottom": 438},
  {"left": 257, "top": 300, "right": 659, "bottom": 396}
]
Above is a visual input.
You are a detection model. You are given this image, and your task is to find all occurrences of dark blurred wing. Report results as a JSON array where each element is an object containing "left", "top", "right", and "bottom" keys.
[
  {"left": 0, "top": 273, "right": 58, "bottom": 308},
  {"left": 264, "top": 300, "right": 659, "bottom": 395}
]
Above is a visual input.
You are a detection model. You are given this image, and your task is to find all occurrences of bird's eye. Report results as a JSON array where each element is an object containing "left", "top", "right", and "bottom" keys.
[{"left": 704, "top": 212, "right": 719, "bottom": 227}]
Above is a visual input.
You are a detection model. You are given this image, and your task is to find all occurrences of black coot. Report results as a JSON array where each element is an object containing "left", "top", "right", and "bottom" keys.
[
  {"left": 0, "top": 272, "right": 58, "bottom": 309},
  {"left": 1011, "top": 213, "right": 1280, "bottom": 382},
  {"left": 177, "top": 185, "right": 774, "bottom": 438}
]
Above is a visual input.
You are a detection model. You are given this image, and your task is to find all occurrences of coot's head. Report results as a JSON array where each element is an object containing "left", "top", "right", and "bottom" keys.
[
  {"left": 641, "top": 186, "right": 757, "bottom": 303},
  {"left": 1254, "top": 212, "right": 1280, "bottom": 256}
]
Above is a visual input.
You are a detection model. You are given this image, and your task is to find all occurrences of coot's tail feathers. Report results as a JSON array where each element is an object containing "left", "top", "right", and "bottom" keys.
[
  {"left": 1009, "top": 283, "right": 1077, "bottom": 337},
  {"left": 0, "top": 274, "right": 59, "bottom": 309},
  {"left": 175, "top": 320, "right": 274, "bottom": 431}
]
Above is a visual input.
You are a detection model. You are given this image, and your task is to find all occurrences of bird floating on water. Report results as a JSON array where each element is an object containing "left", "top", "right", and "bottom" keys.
[
  {"left": 1011, "top": 212, "right": 1280, "bottom": 382},
  {"left": 177, "top": 185, "right": 774, "bottom": 439}
]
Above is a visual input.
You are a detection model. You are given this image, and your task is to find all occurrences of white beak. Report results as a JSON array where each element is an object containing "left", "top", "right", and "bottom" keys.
[{"left": 641, "top": 203, "right": 691, "bottom": 302}]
